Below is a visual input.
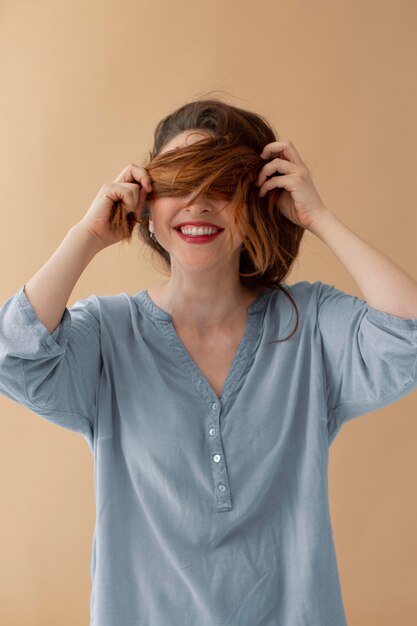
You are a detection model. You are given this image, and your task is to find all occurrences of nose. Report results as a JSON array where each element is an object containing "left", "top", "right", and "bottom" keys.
[
  {"left": 187, "top": 207, "right": 211, "bottom": 216},
  {"left": 184, "top": 195, "right": 216, "bottom": 214}
]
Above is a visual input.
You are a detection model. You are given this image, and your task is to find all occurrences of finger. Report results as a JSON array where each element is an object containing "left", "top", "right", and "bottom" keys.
[
  {"left": 113, "top": 163, "right": 153, "bottom": 192},
  {"left": 257, "top": 157, "right": 294, "bottom": 186},
  {"left": 261, "top": 140, "right": 305, "bottom": 167},
  {"left": 137, "top": 185, "right": 149, "bottom": 208},
  {"left": 108, "top": 182, "right": 141, "bottom": 211},
  {"left": 259, "top": 173, "right": 289, "bottom": 198}
]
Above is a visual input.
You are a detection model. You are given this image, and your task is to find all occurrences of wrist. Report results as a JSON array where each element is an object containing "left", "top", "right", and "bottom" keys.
[
  {"left": 306, "top": 208, "right": 335, "bottom": 237},
  {"left": 72, "top": 221, "right": 107, "bottom": 256}
]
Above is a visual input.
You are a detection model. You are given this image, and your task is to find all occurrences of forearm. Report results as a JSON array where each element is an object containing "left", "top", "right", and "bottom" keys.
[
  {"left": 307, "top": 209, "right": 417, "bottom": 319},
  {"left": 24, "top": 222, "right": 104, "bottom": 335}
]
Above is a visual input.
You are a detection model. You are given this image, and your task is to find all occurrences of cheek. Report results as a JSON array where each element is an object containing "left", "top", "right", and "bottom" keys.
[{"left": 149, "top": 200, "right": 178, "bottom": 228}]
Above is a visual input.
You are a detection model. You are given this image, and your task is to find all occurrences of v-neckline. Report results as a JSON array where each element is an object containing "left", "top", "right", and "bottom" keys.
[{"left": 133, "top": 288, "right": 272, "bottom": 407}]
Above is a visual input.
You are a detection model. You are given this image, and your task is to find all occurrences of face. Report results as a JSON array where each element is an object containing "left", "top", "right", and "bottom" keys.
[{"left": 148, "top": 129, "right": 246, "bottom": 274}]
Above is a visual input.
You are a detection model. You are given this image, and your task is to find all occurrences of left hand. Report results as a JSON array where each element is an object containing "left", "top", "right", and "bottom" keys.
[{"left": 256, "top": 139, "right": 329, "bottom": 230}]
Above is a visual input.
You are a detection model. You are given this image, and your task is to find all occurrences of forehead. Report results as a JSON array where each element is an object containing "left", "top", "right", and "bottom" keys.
[{"left": 160, "top": 129, "right": 213, "bottom": 154}]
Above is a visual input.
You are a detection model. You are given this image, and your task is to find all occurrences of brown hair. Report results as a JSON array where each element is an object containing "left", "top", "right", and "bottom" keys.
[{"left": 111, "top": 96, "right": 306, "bottom": 342}]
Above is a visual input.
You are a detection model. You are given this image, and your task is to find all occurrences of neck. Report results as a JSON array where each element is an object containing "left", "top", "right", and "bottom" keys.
[{"left": 150, "top": 279, "right": 262, "bottom": 335}]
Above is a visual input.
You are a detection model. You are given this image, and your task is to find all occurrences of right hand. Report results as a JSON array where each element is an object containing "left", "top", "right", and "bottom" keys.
[{"left": 78, "top": 163, "right": 153, "bottom": 250}]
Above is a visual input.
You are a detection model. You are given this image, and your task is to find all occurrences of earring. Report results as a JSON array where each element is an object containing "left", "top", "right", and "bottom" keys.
[{"left": 149, "top": 224, "right": 156, "bottom": 241}]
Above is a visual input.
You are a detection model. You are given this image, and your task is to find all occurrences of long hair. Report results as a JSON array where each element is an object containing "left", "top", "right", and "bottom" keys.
[{"left": 111, "top": 97, "right": 306, "bottom": 342}]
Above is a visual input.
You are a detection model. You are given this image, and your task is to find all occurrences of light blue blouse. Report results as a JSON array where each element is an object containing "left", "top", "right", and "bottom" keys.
[{"left": 1, "top": 280, "right": 416, "bottom": 626}]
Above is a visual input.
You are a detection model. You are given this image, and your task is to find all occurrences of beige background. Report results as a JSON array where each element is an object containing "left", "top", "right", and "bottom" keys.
[{"left": 1, "top": 0, "right": 416, "bottom": 624}]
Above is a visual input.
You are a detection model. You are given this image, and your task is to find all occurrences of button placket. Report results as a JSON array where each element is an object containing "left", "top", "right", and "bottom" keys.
[{"left": 207, "top": 401, "right": 232, "bottom": 511}]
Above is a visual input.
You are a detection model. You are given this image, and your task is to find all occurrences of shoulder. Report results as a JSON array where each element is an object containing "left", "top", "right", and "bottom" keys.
[
  {"left": 269, "top": 280, "right": 323, "bottom": 308},
  {"left": 277, "top": 280, "right": 350, "bottom": 307},
  {"left": 70, "top": 292, "right": 139, "bottom": 327},
  {"left": 264, "top": 281, "right": 329, "bottom": 333}
]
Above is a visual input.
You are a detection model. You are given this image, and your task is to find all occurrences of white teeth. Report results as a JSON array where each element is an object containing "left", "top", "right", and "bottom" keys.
[{"left": 179, "top": 226, "right": 220, "bottom": 236}]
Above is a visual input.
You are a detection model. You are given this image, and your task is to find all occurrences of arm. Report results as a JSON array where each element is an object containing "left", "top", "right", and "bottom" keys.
[
  {"left": 256, "top": 138, "right": 417, "bottom": 319},
  {"left": 0, "top": 222, "right": 104, "bottom": 445},
  {"left": 307, "top": 210, "right": 417, "bottom": 320},
  {"left": 24, "top": 222, "right": 104, "bottom": 335}
]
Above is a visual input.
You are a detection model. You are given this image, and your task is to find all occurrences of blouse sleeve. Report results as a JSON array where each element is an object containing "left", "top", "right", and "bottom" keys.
[
  {"left": 315, "top": 281, "right": 417, "bottom": 444},
  {"left": 0, "top": 284, "right": 102, "bottom": 450}
]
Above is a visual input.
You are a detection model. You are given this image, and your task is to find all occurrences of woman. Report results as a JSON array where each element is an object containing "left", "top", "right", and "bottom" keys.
[{"left": 1, "top": 98, "right": 417, "bottom": 626}]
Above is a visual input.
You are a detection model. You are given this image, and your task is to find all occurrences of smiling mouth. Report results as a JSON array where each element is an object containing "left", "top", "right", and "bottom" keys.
[
  {"left": 174, "top": 228, "right": 225, "bottom": 243},
  {"left": 173, "top": 226, "right": 224, "bottom": 232}
]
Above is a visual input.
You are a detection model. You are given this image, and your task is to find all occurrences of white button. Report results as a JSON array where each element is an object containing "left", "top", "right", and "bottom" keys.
[
  {"left": 211, "top": 402, "right": 218, "bottom": 411},
  {"left": 213, "top": 454, "right": 221, "bottom": 463},
  {"left": 218, "top": 483, "right": 226, "bottom": 492},
  {"left": 209, "top": 427, "right": 216, "bottom": 436}
]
